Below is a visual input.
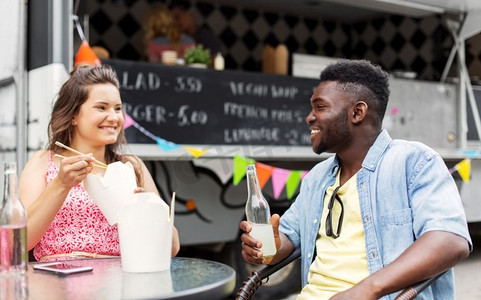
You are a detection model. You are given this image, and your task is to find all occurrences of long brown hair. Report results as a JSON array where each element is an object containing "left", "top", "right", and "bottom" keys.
[{"left": 47, "top": 64, "right": 143, "bottom": 185}]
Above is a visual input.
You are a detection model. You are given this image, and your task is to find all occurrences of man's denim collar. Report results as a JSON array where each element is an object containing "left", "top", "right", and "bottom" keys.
[
  {"left": 362, "top": 129, "right": 391, "bottom": 172},
  {"left": 330, "top": 129, "right": 392, "bottom": 174}
]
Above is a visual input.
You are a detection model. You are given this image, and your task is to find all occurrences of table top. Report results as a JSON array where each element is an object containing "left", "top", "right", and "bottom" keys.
[{"left": 1, "top": 257, "right": 236, "bottom": 300}]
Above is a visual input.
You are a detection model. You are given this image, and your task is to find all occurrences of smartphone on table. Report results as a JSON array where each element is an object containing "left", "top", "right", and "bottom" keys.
[{"left": 33, "top": 262, "right": 93, "bottom": 275}]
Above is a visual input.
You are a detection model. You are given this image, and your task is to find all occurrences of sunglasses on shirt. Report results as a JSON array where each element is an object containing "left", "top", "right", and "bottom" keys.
[{"left": 325, "top": 186, "right": 344, "bottom": 239}]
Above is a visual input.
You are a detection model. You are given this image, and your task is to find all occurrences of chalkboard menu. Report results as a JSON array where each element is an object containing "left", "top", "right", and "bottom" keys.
[{"left": 104, "top": 59, "right": 319, "bottom": 146}]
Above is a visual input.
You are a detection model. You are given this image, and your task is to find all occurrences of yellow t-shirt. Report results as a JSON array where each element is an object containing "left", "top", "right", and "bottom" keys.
[{"left": 297, "top": 172, "right": 369, "bottom": 300}]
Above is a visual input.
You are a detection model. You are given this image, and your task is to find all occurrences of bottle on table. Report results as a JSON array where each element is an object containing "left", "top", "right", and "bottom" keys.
[
  {"left": 0, "top": 162, "right": 28, "bottom": 275},
  {"left": 214, "top": 52, "right": 225, "bottom": 70},
  {"left": 245, "top": 164, "right": 276, "bottom": 258}
]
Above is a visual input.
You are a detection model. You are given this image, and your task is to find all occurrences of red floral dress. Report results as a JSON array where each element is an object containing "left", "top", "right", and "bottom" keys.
[{"left": 33, "top": 152, "right": 120, "bottom": 261}]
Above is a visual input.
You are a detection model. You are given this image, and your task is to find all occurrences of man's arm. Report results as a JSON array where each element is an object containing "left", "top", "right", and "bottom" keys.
[{"left": 331, "top": 230, "right": 470, "bottom": 300}]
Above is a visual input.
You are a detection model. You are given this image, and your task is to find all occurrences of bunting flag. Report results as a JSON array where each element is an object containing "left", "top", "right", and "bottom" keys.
[
  {"left": 255, "top": 162, "right": 275, "bottom": 189},
  {"left": 231, "top": 155, "right": 309, "bottom": 200},
  {"left": 156, "top": 137, "right": 180, "bottom": 151},
  {"left": 233, "top": 155, "right": 255, "bottom": 186},
  {"left": 285, "top": 170, "right": 303, "bottom": 200},
  {"left": 123, "top": 113, "right": 135, "bottom": 129},
  {"left": 183, "top": 147, "right": 209, "bottom": 158},
  {"left": 457, "top": 158, "right": 471, "bottom": 183},
  {"left": 449, "top": 158, "right": 471, "bottom": 183},
  {"left": 272, "top": 168, "right": 291, "bottom": 199}
]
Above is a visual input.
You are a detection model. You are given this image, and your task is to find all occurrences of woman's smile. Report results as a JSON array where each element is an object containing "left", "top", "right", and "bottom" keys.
[{"left": 99, "top": 125, "right": 118, "bottom": 133}]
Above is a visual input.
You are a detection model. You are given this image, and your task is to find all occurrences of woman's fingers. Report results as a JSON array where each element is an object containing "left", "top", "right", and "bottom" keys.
[
  {"left": 134, "top": 187, "right": 146, "bottom": 193},
  {"left": 58, "top": 155, "right": 95, "bottom": 186}
]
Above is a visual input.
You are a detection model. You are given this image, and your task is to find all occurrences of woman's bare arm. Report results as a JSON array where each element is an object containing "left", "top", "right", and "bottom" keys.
[{"left": 19, "top": 151, "right": 94, "bottom": 250}]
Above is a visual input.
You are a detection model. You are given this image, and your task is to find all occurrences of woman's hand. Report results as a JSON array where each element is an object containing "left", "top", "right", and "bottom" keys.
[
  {"left": 134, "top": 187, "right": 146, "bottom": 193},
  {"left": 171, "top": 226, "right": 180, "bottom": 257},
  {"left": 56, "top": 154, "right": 94, "bottom": 189}
]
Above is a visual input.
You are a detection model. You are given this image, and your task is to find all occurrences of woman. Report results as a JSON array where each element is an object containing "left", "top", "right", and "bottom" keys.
[
  {"left": 143, "top": 4, "right": 195, "bottom": 63},
  {"left": 19, "top": 64, "right": 180, "bottom": 261}
]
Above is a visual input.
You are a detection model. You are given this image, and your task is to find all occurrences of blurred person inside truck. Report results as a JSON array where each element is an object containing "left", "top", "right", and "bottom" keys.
[
  {"left": 143, "top": 3, "right": 195, "bottom": 63},
  {"left": 169, "top": 0, "right": 222, "bottom": 58}
]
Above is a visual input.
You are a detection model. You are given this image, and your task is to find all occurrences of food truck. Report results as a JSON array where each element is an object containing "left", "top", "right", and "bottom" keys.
[{"left": 1, "top": 0, "right": 481, "bottom": 298}]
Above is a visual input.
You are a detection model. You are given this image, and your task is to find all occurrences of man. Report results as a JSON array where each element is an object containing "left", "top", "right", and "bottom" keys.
[
  {"left": 169, "top": 0, "right": 222, "bottom": 56},
  {"left": 240, "top": 59, "right": 472, "bottom": 299}
]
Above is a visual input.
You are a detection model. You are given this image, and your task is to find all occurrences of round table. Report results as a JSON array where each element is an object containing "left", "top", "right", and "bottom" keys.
[{"left": 1, "top": 257, "right": 236, "bottom": 300}]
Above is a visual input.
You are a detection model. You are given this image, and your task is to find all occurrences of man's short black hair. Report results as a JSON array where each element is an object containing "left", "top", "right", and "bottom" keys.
[{"left": 320, "top": 59, "right": 390, "bottom": 122}]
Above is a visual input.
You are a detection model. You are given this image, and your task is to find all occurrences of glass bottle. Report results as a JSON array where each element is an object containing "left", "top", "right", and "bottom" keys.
[
  {"left": 245, "top": 164, "right": 276, "bottom": 258},
  {"left": 0, "top": 162, "right": 28, "bottom": 275},
  {"left": 214, "top": 52, "right": 225, "bottom": 70},
  {"left": 0, "top": 273, "right": 28, "bottom": 299}
]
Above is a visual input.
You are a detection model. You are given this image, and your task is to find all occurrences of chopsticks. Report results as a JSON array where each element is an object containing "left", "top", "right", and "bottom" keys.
[
  {"left": 54, "top": 141, "right": 108, "bottom": 168},
  {"left": 54, "top": 154, "right": 107, "bottom": 169}
]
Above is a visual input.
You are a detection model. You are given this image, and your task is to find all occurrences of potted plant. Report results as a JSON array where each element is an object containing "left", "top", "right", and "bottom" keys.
[{"left": 184, "top": 44, "right": 211, "bottom": 68}]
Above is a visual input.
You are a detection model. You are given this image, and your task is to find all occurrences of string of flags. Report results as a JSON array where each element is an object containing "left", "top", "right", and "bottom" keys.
[
  {"left": 228, "top": 156, "right": 473, "bottom": 201},
  {"left": 123, "top": 113, "right": 208, "bottom": 158},
  {"left": 124, "top": 110, "right": 474, "bottom": 194},
  {"left": 232, "top": 155, "right": 309, "bottom": 200}
]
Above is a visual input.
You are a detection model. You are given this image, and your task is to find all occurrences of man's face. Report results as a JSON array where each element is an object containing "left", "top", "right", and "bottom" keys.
[{"left": 305, "top": 81, "right": 353, "bottom": 155}]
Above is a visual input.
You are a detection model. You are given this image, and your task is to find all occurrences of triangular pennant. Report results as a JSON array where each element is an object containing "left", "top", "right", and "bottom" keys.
[
  {"left": 285, "top": 170, "right": 302, "bottom": 200},
  {"left": 301, "top": 170, "right": 309, "bottom": 180},
  {"left": 271, "top": 168, "right": 291, "bottom": 200},
  {"left": 255, "top": 162, "right": 274, "bottom": 189},
  {"left": 456, "top": 158, "right": 471, "bottom": 183},
  {"left": 123, "top": 113, "right": 135, "bottom": 129},
  {"left": 183, "top": 146, "right": 208, "bottom": 158},
  {"left": 156, "top": 137, "right": 180, "bottom": 151},
  {"left": 233, "top": 155, "right": 255, "bottom": 186},
  {"left": 74, "top": 40, "right": 101, "bottom": 66}
]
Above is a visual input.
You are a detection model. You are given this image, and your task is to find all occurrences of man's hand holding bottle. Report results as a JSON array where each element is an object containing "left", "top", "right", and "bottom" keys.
[{"left": 240, "top": 214, "right": 281, "bottom": 265}]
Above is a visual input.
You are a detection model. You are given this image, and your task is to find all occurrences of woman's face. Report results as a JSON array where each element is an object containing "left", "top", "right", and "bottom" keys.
[{"left": 72, "top": 83, "right": 124, "bottom": 147}]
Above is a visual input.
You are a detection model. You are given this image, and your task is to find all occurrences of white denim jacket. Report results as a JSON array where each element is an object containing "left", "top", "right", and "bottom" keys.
[{"left": 280, "top": 130, "right": 472, "bottom": 299}]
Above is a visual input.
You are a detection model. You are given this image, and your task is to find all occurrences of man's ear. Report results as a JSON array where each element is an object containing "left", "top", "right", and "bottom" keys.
[{"left": 352, "top": 101, "right": 368, "bottom": 124}]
